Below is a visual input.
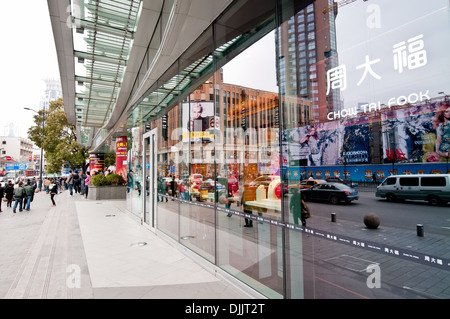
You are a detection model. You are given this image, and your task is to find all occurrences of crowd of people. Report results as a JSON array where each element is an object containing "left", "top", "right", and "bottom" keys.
[{"left": 0, "top": 169, "right": 108, "bottom": 213}]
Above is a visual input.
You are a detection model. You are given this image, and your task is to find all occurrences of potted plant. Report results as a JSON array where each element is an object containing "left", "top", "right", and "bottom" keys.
[{"left": 88, "top": 173, "right": 126, "bottom": 200}]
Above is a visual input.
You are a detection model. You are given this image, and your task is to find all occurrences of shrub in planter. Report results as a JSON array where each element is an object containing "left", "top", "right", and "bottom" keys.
[
  {"left": 106, "top": 173, "right": 125, "bottom": 185},
  {"left": 90, "top": 174, "right": 108, "bottom": 186}
]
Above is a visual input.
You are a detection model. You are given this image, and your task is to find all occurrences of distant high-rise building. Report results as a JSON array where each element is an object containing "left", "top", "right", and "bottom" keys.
[
  {"left": 278, "top": 0, "right": 340, "bottom": 123},
  {"left": 40, "top": 78, "right": 62, "bottom": 111}
]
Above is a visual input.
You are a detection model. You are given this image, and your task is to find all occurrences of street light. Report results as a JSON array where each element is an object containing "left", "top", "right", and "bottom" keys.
[{"left": 24, "top": 106, "right": 45, "bottom": 191}]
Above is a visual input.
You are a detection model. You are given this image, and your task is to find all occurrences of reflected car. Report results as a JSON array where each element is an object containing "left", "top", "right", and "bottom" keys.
[
  {"left": 325, "top": 177, "right": 358, "bottom": 188},
  {"left": 288, "top": 179, "right": 325, "bottom": 193},
  {"left": 300, "top": 182, "right": 359, "bottom": 204}
]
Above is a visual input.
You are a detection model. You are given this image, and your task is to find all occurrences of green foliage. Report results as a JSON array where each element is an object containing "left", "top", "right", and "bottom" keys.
[
  {"left": 106, "top": 173, "right": 125, "bottom": 185},
  {"left": 90, "top": 173, "right": 125, "bottom": 186},
  {"left": 27, "top": 98, "right": 90, "bottom": 174},
  {"left": 90, "top": 174, "right": 108, "bottom": 186}
]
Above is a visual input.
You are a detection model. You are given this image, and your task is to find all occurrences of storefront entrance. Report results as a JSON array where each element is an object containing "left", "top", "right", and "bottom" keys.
[{"left": 142, "top": 128, "right": 157, "bottom": 230}]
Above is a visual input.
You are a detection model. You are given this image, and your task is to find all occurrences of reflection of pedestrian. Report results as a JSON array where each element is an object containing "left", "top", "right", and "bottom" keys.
[
  {"left": 433, "top": 102, "right": 450, "bottom": 162},
  {"left": 290, "top": 191, "right": 309, "bottom": 226},
  {"left": 242, "top": 191, "right": 253, "bottom": 228}
]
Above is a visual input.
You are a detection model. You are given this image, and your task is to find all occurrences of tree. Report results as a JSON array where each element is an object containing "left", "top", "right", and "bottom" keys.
[{"left": 27, "top": 98, "right": 90, "bottom": 174}]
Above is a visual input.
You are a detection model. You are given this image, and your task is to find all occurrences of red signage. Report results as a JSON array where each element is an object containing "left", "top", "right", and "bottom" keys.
[
  {"left": 89, "top": 153, "right": 105, "bottom": 173},
  {"left": 6, "top": 156, "right": 11, "bottom": 161},
  {"left": 115, "top": 136, "right": 127, "bottom": 181}
]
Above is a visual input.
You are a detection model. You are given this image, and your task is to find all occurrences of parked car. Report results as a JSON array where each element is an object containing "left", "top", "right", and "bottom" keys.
[
  {"left": 376, "top": 174, "right": 450, "bottom": 205},
  {"left": 325, "top": 177, "right": 358, "bottom": 188},
  {"left": 301, "top": 182, "right": 359, "bottom": 204}
]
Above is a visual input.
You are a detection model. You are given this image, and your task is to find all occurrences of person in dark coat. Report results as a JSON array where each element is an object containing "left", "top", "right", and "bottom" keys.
[{"left": 5, "top": 182, "right": 14, "bottom": 208}]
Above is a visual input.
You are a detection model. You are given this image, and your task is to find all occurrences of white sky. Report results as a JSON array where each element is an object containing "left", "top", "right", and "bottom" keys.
[
  {"left": 0, "top": 0, "right": 60, "bottom": 139},
  {"left": 223, "top": 30, "right": 278, "bottom": 92}
]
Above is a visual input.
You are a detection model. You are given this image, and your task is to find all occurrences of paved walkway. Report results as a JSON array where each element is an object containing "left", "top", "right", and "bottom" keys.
[{"left": 0, "top": 189, "right": 255, "bottom": 299}]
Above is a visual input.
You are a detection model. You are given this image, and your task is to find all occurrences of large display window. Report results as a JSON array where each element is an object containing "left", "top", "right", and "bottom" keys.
[{"left": 124, "top": 0, "right": 450, "bottom": 299}]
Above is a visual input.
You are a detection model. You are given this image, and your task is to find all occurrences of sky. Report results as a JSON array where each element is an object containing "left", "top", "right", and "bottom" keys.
[
  {"left": 0, "top": 0, "right": 60, "bottom": 139},
  {"left": 222, "top": 30, "right": 277, "bottom": 93}
]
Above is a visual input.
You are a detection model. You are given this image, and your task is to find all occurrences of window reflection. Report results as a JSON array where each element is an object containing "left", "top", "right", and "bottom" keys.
[{"left": 124, "top": 0, "right": 450, "bottom": 299}]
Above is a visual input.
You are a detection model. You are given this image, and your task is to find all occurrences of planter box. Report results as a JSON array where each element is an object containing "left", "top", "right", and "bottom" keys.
[{"left": 88, "top": 185, "right": 126, "bottom": 200}]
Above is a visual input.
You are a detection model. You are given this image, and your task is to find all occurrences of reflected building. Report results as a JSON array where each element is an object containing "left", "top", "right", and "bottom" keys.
[{"left": 279, "top": 0, "right": 340, "bottom": 124}]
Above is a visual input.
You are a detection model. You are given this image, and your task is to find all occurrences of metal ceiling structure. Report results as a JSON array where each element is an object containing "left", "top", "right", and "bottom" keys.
[
  {"left": 73, "top": 0, "right": 141, "bottom": 128},
  {"left": 48, "top": 0, "right": 233, "bottom": 152}
]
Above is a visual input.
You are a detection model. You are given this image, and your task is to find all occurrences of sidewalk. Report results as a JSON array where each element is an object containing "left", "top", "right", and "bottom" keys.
[
  {"left": 0, "top": 189, "right": 256, "bottom": 299},
  {"left": 1, "top": 187, "right": 449, "bottom": 299}
]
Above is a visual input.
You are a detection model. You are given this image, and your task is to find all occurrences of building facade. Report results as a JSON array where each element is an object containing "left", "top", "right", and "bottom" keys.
[{"left": 51, "top": 0, "right": 450, "bottom": 298}]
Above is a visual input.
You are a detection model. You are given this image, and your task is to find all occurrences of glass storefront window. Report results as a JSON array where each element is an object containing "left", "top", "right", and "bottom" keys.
[{"left": 124, "top": 0, "right": 450, "bottom": 299}]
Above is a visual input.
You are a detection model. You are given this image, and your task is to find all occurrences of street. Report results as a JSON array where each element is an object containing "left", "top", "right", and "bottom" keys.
[{"left": 303, "top": 191, "right": 450, "bottom": 236}]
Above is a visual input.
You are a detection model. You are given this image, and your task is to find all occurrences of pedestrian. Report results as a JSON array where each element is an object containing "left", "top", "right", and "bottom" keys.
[
  {"left": 13, "top": 181, "right": 26, "bottom": 213},
  {"left": 67, "top": 170, "right": 74, "bottom": 195},
  {"left": 49, "top": 179, "right": 58, "bottom": 206},
  {"left": 290, "top": 190, "right": 310, "bottom": 226},
  {"left": 31, "top": 177, "right": 37, "bottom": 189},
  {"left": 84, "top": 171, "right": 90, "bottom": 199},
  {"left": 44, "top": 177, "right": 51, "bottom": 193},
  {"left": 0, "top": 183, "right": 4, "bottom": 212},
  {"left": 5, "top": 182, "right": 14, "bottom": 208},
  {"left": 24, "top": 181, "right": 35, "bottom": 211},
  {"left": 73, "top": 170, "right": 81, "bottom": 193},
  {"left": 80, "top": 170, "right": 86, "bottom": 196}
]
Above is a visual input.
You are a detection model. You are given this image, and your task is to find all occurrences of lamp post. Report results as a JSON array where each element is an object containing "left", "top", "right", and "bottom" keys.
[{"left": 24, "top": 106, "right": 45, "bottom": 191}]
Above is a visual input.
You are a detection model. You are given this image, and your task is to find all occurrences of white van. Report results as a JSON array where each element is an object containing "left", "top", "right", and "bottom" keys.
[{"left": 376, "top": 174, "right": 450, "bottom": 206}]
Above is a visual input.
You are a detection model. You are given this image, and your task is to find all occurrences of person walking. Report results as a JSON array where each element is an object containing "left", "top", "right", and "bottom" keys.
[
  {"left": 13, "top": 181, "right": 26, "bottom": 213},
  {"left": 49, "top": 179, "right": 58, "bottom": 206},
  {"left": 73, "top": 170, "right": 80, "bottom": 194},
  {"left": 44, "top": 177, "right": 51, "bottom": 193},
  {"left": 5, "top": 182, "right": 14, "bottom": 208},
  {"left": 0, "top": 183, "right": 4, "bottom": 212},
  {"left": 80, "top": 170, "right": 87, "bottom": 196},
  {"left": 290, "top": 190, "right": 310, "bottom": 226},
  {"left": 24, "top": 181, "right": 35, "bottom": 211},
  {"left": 84, "top": 171, "right": 91, "bottom": 199},
  {"left": 67, "top": 170, "right": 74, "bottom": 195}
]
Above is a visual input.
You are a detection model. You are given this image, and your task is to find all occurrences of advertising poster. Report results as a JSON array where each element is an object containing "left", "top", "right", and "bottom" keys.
[
  {"left": 341, "top": 123, "right": 371, "bottom": 164},
  {"left": 89, "top": 153, "right": 105, "bottom": 173},
  {"left": 285, "top": 121, "right": 342, "bottom": 167},
  {"left": 182, "top": 101, "right": 215, "bottom": 142},
  {"left": 116, "top": 136, "right": 128, "bottom": 181},
  {"left": 381, "top": 102, "right": 450, "bottom": 164}
]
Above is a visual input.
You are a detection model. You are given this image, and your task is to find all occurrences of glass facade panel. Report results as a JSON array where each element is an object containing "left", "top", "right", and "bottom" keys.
[{"left": 123, "top": 0, "right": 450, "bottom": 298}]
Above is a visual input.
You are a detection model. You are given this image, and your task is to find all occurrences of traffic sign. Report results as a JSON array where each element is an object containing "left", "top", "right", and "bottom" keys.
[{"left": 5, "top": 163, "right": 28, "bottom": 170}]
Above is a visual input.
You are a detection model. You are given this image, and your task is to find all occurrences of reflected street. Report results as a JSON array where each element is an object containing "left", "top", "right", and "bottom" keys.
[{"left": 301, "top": 191, "right": 450, "bottom": 236}]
